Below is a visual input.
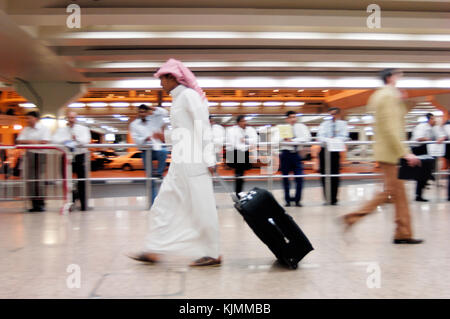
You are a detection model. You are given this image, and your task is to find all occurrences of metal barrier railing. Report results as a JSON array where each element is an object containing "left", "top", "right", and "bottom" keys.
[
  {"left": 1, "top": 140, "right": 448, "bottom": 211},
  {"left": 80, "top": 140, "right": 449, "bottom": 207},
  {"left": 0, "top": 145, "right": 72, "bottom": 214}
]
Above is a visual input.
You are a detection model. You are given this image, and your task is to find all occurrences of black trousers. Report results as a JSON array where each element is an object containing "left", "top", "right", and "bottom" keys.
[
  {"left": 280, "top": 150, "right": 304, "bottom": 204},
  {"left": 412, "top": 146, "right": 435, "bottom": 199},
  {"left": 446, "top": 145, "right": 450, "bottom": 200},
  {"left": 73, "top": 154, "right": 87, "bottom": 210},
  {"left": 226, "top": 150, "right": 252, "bottom": 196},
  {"left": 26, "top": 152, "right": 46, "bottom": 209},
  {"left": 319, "top": 149, "right": 341, "bottom": 204}
]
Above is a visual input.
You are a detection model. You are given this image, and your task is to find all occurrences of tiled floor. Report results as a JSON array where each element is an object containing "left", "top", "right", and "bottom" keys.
[{"left": 0, "top": 181, "right": 449, "bottom": 299}]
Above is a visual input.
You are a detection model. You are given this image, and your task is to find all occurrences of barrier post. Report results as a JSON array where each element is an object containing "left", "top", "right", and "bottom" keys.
[
  {"left": 325, "top": 145, "right": 332, "bottom": 205},
  {"left": 145, "top": 146, "right": 153, "bottom": 210},
  {"left": 84, "top": 149, "right": 91, "bottom": 211}
]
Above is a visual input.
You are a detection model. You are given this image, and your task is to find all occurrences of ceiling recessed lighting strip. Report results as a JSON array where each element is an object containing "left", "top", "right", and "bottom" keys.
[
  {"left": 64, "top": 31, "right": 450, "bottom": 42},
  {"left": 94, "top": 76, "right": 450, "bottom": 89}
]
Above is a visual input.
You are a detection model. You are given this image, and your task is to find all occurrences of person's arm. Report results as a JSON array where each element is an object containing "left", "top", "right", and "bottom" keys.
[
  {"left": 337, "top": 121, "right": 349, "bottom": 141},
  {"left": 317, "top": 122, "right": 327, "bottom": 142},
  {"left": 377, "top": 94, "right": 412, "bottom": 160},
  {"left": 292, "top": 124, "right": 311, "bottom": 143},
  {"left": 413, "top": 124, "right": 430, "bottom": 142},
  {"left": 75, "top": 126, "right": 92, "bottom": 145},
  {"left": 183, "top": 90, "right": 216, "bottom": 168},
  {"left": 433, "top": 126, "right": 446, "bottom": 143},
  {"left": 248, "top": 127, "right": 258, "bottom": 147},
  {"left": 129, "top": 121, "right": 148, "bottom": 146},
  {"left": 150, "top": 106, "right": 169, "bottom": 117},
  {"left": 51, "top": 128, "right": 67, "bottom": 144},
  {"left": 21, "top": 127, "right": 51, "bottom": 145}
]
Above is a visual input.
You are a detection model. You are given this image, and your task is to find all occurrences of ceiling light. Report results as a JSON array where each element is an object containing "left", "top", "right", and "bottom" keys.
[
  {"left": 96, "top": 76, "right": 450, "bottom": 89},
  {"left": 132, "top": 102, "right": 152, "bottom": 107},
  {"left": 161, "top": 102, "right": 172, "bottom": 107},
  {"left": 110, "top": 102, "right": 130, "bottom": 107},
  {"left": 242, "top": 102, "right": 262, "bottom": 107},
  {"left": 362, "top": 115, "right": 374, "bottom": 123},
  {"left": 284, "top": 102, "right": 305, "bottom": 107},
  {"left": 221, "top": 102, "right": 240, "bottom": 107},
  {"left": 13, "top": 124, "right": 23, "bottom": 130},
  {"left": 263, "top": 102, "right": 283, "bottom": 106},
  {"left": 418, "top": 116, "right": 428, "bottom": 123},
  {"left": 87, "top": 102, "right": 108, "bottom": 107},
  {"left": 119, "top": 117, "right": 129, "bottom": 121},
  {"left": 66, "top": 31, "right": 450, "bottom": 42},
  {"left": 208, "top": 102, "right": 219, "bottom": 106},
  {"left": 322, "top": 90, "right": 329, "bottom": 93},
  {"left": 19, "top": 103, "right": 36, "bottom": 108},
  {"left": 68, "top": 103, "right": 86, "bottom": 108}
]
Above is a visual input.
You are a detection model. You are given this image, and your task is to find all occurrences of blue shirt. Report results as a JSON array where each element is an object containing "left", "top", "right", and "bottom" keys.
[{"left": 317, "top": 119, "right": 349, "bottom": 142}]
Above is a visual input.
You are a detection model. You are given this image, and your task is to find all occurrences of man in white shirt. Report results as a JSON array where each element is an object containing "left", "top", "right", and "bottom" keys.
[
  {"left": 16, "top": 111, "right": 51, "bottom": 212},
  {"left": 411, "top": 113, "right": 446, "bottom": 201},
  {"left": 210, "top": 115, "right": 225, "bottom": 163},
  {"left": 275, "top": 110, "right": 312, "bottom": 207},
  {"left": 52, "top": 111, "right": 91, "bottom": 211},
  {"left": 129, "top": 104, "right": 169, "bottom": 203},
  {"left": 225, "top": 115, "right": 258, "bottom": 198},
  {"left": 317, "top": 107, "right": 349, "bottom": 205}
]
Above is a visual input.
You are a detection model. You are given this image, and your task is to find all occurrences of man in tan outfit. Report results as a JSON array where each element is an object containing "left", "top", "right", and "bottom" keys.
[{"left": 342, "top": 68, "right": 423, "bottom": 244}]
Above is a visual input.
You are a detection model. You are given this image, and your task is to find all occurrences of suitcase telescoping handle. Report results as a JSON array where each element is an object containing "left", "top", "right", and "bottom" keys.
[{"left": 213, "top": 171, "right": 240, "bottom": 204}]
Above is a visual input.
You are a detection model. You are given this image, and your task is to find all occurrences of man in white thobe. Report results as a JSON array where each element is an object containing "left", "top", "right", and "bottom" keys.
[{"left": 129, "top": 59, "right": 221, "bottom": 267}]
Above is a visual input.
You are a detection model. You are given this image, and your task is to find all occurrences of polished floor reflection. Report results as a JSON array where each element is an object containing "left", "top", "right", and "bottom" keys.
[{"left": 0, "top": 181, "right": 449, "bottom": 299}]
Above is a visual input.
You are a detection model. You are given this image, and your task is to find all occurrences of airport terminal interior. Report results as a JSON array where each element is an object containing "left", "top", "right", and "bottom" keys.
[{"left": 0, "top": 0, "right": 450, "bottom": 299}]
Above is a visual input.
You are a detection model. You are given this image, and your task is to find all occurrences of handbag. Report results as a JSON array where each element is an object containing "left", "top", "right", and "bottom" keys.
[{"left": 398, "top": 155, "right": 435, "bottom": 181}]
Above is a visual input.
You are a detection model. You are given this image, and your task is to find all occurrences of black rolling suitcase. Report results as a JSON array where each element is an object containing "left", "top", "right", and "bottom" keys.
[{"left": 216, "top": 175, "right": 313, "bottom": 269}]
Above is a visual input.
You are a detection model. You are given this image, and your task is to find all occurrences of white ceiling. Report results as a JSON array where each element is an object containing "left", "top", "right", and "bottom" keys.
[{"left": 0, "top": 0, "right": 449, "bottom": 88}]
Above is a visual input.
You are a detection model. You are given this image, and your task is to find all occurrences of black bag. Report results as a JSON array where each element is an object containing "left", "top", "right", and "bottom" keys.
[
  {"left": 398, "top": 155, "right": 435, "bottom": 182},
  {"left": 216, "top": 174, "right": 313, "bottom": 269}
]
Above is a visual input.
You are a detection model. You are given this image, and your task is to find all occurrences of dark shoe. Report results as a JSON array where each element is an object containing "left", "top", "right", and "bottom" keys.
[
  {"left": 295, "top": 202, "right": 302, "bottom": 207},
  {"left": 190, "top": 256, "right": 222, "bottom": 267},
  {"left": 127, "top": 252, "right": 160, "bottom": 264},
  {"left": 331, "top": 201, "right": 338, "bottom": 206},
  {"left": 28, "top": 207, "right": 45, "bottom": 213},
  {"left": 415, "top": 197, "right": 429, "bottom": 202},
  {"left": 393, "top": 238, "right": 424, "bottom": 244},
  {"left": 284, "top": 202, "right": 291, "bottom": 207}
]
